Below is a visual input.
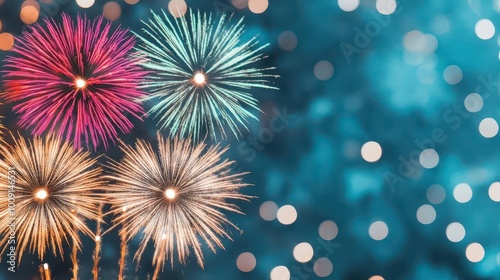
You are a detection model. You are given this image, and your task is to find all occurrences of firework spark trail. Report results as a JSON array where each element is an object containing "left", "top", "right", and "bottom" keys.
[
  {"left": 105, "top": 134, "right": 251, "bottom": 271},
  {"left": 2, "top": 14, "right": 147, "bottom": 149},
  {"left": 136, "top": 9, "right": 278, "bottom": 141},
  {"left": 0, "top": 134, "right": 105, "bottom": 263}
]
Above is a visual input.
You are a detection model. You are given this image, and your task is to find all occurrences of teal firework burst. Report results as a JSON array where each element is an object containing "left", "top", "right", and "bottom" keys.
[{"left": 136, "top": 9, "right": 278, "bottom": 141}]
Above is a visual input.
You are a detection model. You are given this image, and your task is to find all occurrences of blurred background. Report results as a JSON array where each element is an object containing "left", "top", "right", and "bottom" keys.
[{"left": 1, "top": 0, "right": 500, "bottom": 279}]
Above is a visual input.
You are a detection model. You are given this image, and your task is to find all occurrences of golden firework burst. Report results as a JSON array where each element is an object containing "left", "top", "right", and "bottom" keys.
[
  {"left": 105, "top": 134, "right": 250, "bottom": 272},
  {"left": 0, "top": 134, "right": 105, "bottom": 263}
]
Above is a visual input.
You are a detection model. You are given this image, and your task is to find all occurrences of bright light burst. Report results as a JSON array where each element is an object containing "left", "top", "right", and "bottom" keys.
[
  {"left": 136, "top": 9, "right": 278, "bottom": 141},
  {"left": 105, "top": 134, "right": 250, "bottom": 269},
  {"left": 2, "top": 13, "right": 147, "bottom": 149},
  {"left": 0, "top": 135, "right": 105, "bottom": 263}
]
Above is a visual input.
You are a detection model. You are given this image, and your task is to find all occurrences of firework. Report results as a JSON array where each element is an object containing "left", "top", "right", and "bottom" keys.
[
  {"left": 2, "top": 14, "right": 147, "bottom": 149},
  {"left": 136, "top": 9, "right": 278, "bottom": 141},
  {"left": 105, "top": 134, "right": 250, "bottom": 270},
  {"left": 0, "top": 135, "right": 105, "bottom": 263}
]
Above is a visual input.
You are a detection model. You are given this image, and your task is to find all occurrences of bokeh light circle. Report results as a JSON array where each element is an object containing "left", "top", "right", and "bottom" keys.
[
  {"left": 236, "top": 252, "right": 256, "bottom": 272},
  {"left": 270, "top": 266, "right": 290, "bottom": 280},
  {"left": 479, "top": 118, "right": 499, "bottom": 138},
  {"left": 259, "top": 201, "right": 278, "bottom": 221},
  {"left": 419, "top": 149, "right": 439, "bottom": 169},
  {"left": 318, "top": 220, "right": 339, "bottom": 240},
  {"left": 475, "top": 19, "right": 495, "bottom": 40},
  {"left": 277, "top": 205, "right": 297, "bottom": 225},
  {"left": 314, "top": 61, "right": 334, "bottom": 81},
  {"left": 369, "top": 221, "right": 388, "bottom": 241},
  {"left": 338, "top": 0, "right": 359, "bottom": 12},
  {"left": 426, "top": 184, "right": 446, "bottom": 204},
  {"left": 103, "top": 1, "right": 121, "bottom": 20},
  {"left": 464, "top": 93, "right": 483, "bottom": 113},
  {"left": 488, "top": 182, "right": 500, "bottom": 202},
  {"left": 248, "top": 0, "right": 268, "bottom": 14},
  {"left": 313, "top": 258, "right": 333, "bottom": 277},
  {"left": 293, "top": 242, "right": 314, "bottom": 263},
  {"left": 466, "top": 243, "right": 485, "bottom": 262},
  {"left": 446, "top": 222, "right": 466, "bottom": 242},
  {"left": 361, "top": 141, "right": 382, "bottom": 162},
  {"left": 416, "top": 204, "right": 436, "bottom": 224}
]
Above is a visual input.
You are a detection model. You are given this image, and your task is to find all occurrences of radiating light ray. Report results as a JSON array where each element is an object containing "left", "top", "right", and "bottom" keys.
[
  {"left": 0, "top": 134, "right": 105, "bottom": 263},
  {"left": 136, "top": 9, "right": 278, "bottom": 141},
  {"left": 105, "top": 134, "right": 250, "bottom": 269},
  {"left": 2, "top": 13, "right": 147, "bottom": 149}
]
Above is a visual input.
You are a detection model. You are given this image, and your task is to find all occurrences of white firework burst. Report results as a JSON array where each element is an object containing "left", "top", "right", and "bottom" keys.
[
  {"left": 104, "top": 134, "right": 250, "bottom": 271},
  {"left": 136, "top": 9, "right": 278, "bottom": 141}
]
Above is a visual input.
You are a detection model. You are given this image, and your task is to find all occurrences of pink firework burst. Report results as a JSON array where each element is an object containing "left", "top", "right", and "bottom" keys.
[{"left": 2, "top": 14, "right": 147, "bottom": 149}]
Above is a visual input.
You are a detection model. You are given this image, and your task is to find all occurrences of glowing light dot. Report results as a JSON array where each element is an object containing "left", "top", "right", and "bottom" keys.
[
  {"left": 369, "top": 221, "right": 388, "bottom": 241},
  {"left": 103, "top": 1, "right": 121, "bottom": 20},
  {"left": 475, "top": 19, "right": 495, "bottom": 40},
  {"left": 259, "top": 201, "right": 278, "bottom": 221},
  {"left": 231, "top": 0, "right": 248, "bottom": 9},
  {"left": 479, "top": 118, "right": 499, "bottom": 138},
  {"left": 369, "top": 276, "right": 385, "bottom": 280},
  {"left": 488, "top": 182, "right": 500, "bottom": 202},
  {"left": 293, "top": 242, "right": 314, "bottom": 263},
  {"left": 20, "top": 3, "right": 40, "bottom": 25},
  {"left": 466, "top": 243, "right": 485, "bottom": 262},
  {"left": 95, "top": 235, "right": 101, "bottom": 242},
  {"left": 446, "top": 222, "right": 465, "bottom": 242},
  {"left": 124, "top": 0, "right": 139, "bottom": 4},
  {"left": 318, "top": 220, "right": 338, "bottom": 240},
  {"left": 161, "top": 233, "right": 167, "bottom": 240},
  {"left": 194, "top": 73, "right": 206, "bottom": 85},
  {"left": 338, "top": 0, "right": 359, "bottom": 12},
  {"left": 43, "top": 263, "right": 49, "bottom": 270},
  {"left": 314, "top": 60, "right": 334, "bottom": 81},
  {"left": 270, "top": 266, "right": 290, "bottom": 280},
  {"left": 361, "top": 141, "right": 382, "bottom": 162},
  {"left": 35, "top": 189, "right": 48, "bottom": 200},
  {"left": 419, "top": 149, "right": 439, "bottom": 169},
  {"left": 75, "top": 79, "right": 86, "bottom": 89},
  {"left": 416, "top": 204, "right": 436, "bottom": 225},
  {"left": 165, "top": 188, "right": 176, "bottom": 200},
  {"left": 168, "top": 0, "right": 187, "bottom": 18},
  {"left": 236, "top": 252, "right": 256, "bottom": 272},
  {"left": 278, "top": 31, "right": 298, "bottom": 52},
  {"left": 453, "top": 183, "right": 472, "bottom": 203},
  {"left": 464, "top": 93, "right": 483, "bottom": 113},
  {"left": 443, "top": 65, "right": 463, "bottom": 85},
  {"left": 313, "top": 258, "right": 333, "bottom": 277},
  {"left": 248, "top": 0, "right": 268, "bottom": 14},
  {"left": 76, "top": 0, "right": 95, "bottom": 8},
  {"left": 376, "top": 0, "right": 397, "bottom": 15},
  {"left": 277, "top": 205, "right": 297, "bottom": 225},
  {"left": 426, "top": 184, "right": 446, "bottom": 204},
  {"left": 0, "top": 32, "right": 14, "bottom": 51}
]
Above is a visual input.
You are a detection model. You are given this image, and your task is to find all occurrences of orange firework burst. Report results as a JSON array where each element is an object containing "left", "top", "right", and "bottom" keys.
[
  {"left": 0, "top": 135, "right": 105, "bottom": 263},
  {"left": 105, "top": 134, "right": 250, "bottom": 273}
]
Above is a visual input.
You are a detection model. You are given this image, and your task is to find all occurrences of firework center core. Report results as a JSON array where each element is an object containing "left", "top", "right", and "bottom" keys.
[
  {"left": 35, "top": 189, "right": 48, "bottom": 200},
  {"left": 194, "top": 73, "right": 206, "bottom": 85},
  {"left": 75, "top": 78, "right": 86, "bottom": 89},
  {"left": 165, "top": 188, "right": 176, "bottom": 200}
]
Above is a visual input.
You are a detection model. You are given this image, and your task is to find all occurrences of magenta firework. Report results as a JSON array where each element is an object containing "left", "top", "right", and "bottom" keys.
[{"left": 2, "top": 14, "right": 147, "bottom": 149}]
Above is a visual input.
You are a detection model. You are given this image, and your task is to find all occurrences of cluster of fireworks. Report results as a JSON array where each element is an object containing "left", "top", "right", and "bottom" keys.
[{"left": 0, "top": 9, "right": 276, "bottom": 280}]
